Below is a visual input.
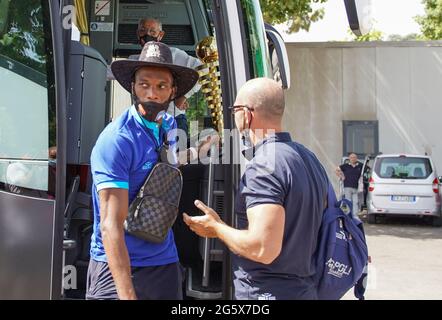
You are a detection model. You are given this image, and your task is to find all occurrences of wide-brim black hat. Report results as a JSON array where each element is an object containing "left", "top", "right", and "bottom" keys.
[{"left": 111, "top": 41, "right": 200, "bottom": 98}]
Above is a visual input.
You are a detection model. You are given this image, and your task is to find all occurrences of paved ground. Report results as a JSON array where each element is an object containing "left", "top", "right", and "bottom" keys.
[{"left": 343, "top": 213, "right": 442, "bottom": 300}]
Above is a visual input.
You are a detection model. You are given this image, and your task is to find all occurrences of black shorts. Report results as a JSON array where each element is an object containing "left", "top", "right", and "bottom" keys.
[{"left": 86, "top": 259, "right": 184, "bottom": 300}]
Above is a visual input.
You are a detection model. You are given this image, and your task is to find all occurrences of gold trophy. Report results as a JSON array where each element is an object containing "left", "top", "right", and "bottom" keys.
[{"left": 195, "top": 36, "right": 224, "bottom": 137}]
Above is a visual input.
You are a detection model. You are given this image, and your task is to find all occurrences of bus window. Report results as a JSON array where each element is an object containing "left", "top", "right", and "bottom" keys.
[
  {"left": 187, "top": 0, "right": 219, "bottom": 133},
  {"left": 239, "top": 0, "right": 272, "bottom": 79},
  {"left": 265, "top": 23, "right": 291, "bottom": 89},
  {"left": 0, "top": 0, "right": 56, "bottom": 198}
]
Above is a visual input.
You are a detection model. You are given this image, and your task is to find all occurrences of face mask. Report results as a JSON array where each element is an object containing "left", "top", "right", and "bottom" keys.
[
  {"left": 133, "top": 94, "right": 171, "bottom": 122},
  {"left": 241, "top": 129, "right": 253, "bottom": 149},
  {"left": 241, "top": 110, "right": 254, "bottom": 148},
  {"left": 139, "top": 34, "right": 159, "bottom": 46},
  {"left": 241, "top": 129, "right": 255, "bottom": 161}
]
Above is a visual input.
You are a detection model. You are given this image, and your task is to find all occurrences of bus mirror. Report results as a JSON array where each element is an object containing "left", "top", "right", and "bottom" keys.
[
  {"left": 0, "top": 0, "right": 10, "bottom": 37},
  {"left": 344, "top": 0, "right": 373, "bottom": 36},
  {"left": 265, "top": 24, "right": 291, "bottom": 90}
]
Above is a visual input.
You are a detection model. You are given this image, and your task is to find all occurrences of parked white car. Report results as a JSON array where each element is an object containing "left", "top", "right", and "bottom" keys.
[{"left": 367, "top": 154, "right": 442, "bottom": 226}]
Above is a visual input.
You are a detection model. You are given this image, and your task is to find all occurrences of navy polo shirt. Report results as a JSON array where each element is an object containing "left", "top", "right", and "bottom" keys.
[
  {"left": 340, "top": 162, "right": 363, "bottom": 189},
  {"left": 90, "top": 106, "right": 178, "bottom": 267},
  {"left": 233, "top": 132, "right": 329, "bottom": 300}
]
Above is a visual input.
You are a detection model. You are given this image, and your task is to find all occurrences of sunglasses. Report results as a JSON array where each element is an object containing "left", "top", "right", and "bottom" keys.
[{"left": 228, "top": 105, "right": 255, "bottom": 114}]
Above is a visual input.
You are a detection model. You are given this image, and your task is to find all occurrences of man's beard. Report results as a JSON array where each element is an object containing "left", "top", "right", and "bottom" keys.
[{"left": 133, "top": 95, "right": 171, "bottom": 122}]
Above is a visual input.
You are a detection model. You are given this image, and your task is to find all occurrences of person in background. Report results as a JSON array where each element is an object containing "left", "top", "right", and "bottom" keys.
[
  {"left": 136, "top": 18, "right": 202, "bottom": 135},
  {"left": 336, "top": 153, "right": 363, "bottom": 220}
]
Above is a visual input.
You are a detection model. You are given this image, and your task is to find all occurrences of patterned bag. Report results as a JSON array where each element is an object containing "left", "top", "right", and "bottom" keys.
[{"left": 124, "top": 162, "right": 183, "bottom": 243}]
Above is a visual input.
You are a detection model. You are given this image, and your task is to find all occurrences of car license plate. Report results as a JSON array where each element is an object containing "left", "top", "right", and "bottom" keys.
[{"left": 391, "top": 195, "right": 416, "bottom": 202}]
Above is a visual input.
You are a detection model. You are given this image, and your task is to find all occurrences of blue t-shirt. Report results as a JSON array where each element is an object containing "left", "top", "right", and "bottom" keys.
[
  {"left": 233, "top": 132, "right": 329, "bottom": 300},
  {"left": 90, "top": 106, "right": 178, "bottom": 267}
]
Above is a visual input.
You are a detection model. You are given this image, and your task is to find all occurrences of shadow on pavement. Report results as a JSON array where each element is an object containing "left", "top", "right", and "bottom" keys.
[{"left": 359, "top": 212, "right": 442, "bottom": 240}]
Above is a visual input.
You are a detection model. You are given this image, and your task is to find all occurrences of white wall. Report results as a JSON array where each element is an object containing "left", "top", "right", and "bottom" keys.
[
  {"left": 284, "top": 47, "right": 343, "bottom": 189},
  {"left": 284, "top": 41, "right": 442, "bottom": 189}
]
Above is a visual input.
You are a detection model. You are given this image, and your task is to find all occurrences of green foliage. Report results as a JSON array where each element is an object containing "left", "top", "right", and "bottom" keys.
[
  {"left": 0, "top": 0, "right": 47, "bottom": 73},
  {"left": 349, "top": 29, "right": 383, "bottom": 42},
  {"left": 387, "top": 33, "right": 423, "bottom": 41},
  {"left": 259, "top": 0, "right": 327, "bottom": 33},
  {"left": 0, "top": 34, "right": 13, "bottom": 46},
  {"left": 186, "top": 92, "right": 208, "bottom": 129},
  {"left": 415, "top": 0, "right": 442, "bottom": 40}
]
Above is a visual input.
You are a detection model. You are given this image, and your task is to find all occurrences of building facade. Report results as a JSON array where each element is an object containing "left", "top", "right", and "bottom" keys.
[{"left": 283, "top": 41, "right": 442, "bottom": 189}]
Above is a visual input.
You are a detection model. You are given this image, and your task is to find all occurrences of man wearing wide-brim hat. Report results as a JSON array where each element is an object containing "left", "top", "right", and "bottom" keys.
[{"left": 87, "top": 42, "right": 211, "bottom": 300}]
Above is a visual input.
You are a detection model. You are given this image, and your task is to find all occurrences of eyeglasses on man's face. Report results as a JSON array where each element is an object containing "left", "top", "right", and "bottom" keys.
[{"left": 228, "top": 105, "right": 255, "bottom": 114}]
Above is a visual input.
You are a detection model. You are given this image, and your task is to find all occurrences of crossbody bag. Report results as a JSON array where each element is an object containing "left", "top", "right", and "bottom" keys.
[{"left": 124, "top": 124, "right": 183, "bottom": 243}]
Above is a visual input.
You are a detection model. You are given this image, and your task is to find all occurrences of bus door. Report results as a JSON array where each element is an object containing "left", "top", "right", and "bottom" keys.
[{"left": 0, "top": 0, "right": 67, "bottom": 299}]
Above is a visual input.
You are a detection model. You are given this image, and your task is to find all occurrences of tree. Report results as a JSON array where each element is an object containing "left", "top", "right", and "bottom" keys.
[
  {"left": 348, "top": 29, "right": 383, "bottom": 42},
  {"left": 387, "top": 33, "right": 422, "bottom": 41},
  {"left": 260, "top": 0, "right": 327, "bottom": 33},
  {"left": 0, "top": 0, "right": 47, "bottom": 73},
  {"left": 415, "top": 0, "right": 442, "bottom": 40}
]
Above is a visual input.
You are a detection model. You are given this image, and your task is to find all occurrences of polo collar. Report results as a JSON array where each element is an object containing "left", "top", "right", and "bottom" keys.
[
  {"left": 130, "top": 105, "right": 162, "bottom": 145},
  {"left": 243, "top": 132, "right": 292, "bottom": 160},
  {"left": 254, "top": 132, "right": 292, "bottom": 151}
]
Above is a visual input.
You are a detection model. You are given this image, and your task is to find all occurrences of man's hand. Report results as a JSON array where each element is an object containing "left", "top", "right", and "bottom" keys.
[
  {"left": 175, "top": 96, "right": 189, "bottom": 111},
  {"left": 335, "top": 167, "right": 345, "bottom": 180},
  {"left": 183, "top": 200, "right": 224, "bottom": 238},
  {"left": 48, "top": 146, "right": 57, "bottom": 159},
  {"left": 198, "top": 132, "right": 220, "bottom": 159}
]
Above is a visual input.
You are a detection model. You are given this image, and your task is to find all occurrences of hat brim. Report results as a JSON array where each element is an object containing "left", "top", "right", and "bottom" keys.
[{"left": 111, "top": 60, "right": 200, "bottom": 98}]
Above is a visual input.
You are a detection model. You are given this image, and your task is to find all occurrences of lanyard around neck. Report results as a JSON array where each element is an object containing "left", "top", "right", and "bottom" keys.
[{"left": 138, "top": 113, "right": 164, "bottom": 151}]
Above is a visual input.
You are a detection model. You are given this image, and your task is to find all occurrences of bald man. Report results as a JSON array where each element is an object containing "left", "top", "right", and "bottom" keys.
[{"left": 183, "top": 78, "right": 329, "bottom": 300}]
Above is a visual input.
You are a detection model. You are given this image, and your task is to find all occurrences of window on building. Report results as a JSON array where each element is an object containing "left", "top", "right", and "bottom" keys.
[{"left": 343, "top": 120, "right": 378, "bottom": 158}]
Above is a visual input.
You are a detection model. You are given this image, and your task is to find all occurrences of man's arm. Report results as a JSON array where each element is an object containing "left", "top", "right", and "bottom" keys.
[
  {"left": 99, "top": 188, "right": 137, "bottom": 300},
  {"left": 184, "top": 201, "right": 285, "bottom": 264},
  {"left": 336, "top": 165, "right": 345, "bottom": 180},
  {"left": 176, "top": 133, "right": 220, "bottom": 166}
]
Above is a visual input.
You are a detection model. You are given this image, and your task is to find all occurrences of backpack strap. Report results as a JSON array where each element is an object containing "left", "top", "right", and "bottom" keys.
[{"left": 327, "top": 183, "right": 338, "bottom": 209}]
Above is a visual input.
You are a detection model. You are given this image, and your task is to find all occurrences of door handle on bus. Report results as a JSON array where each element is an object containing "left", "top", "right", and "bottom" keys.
[{"left": 63, "top": 239, "right": 77, "bottom": 251}]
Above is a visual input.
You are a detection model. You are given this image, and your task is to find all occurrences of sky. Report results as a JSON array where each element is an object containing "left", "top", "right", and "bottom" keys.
[{"left": 274, "top": 0, "right": 426, "bottom": 42}]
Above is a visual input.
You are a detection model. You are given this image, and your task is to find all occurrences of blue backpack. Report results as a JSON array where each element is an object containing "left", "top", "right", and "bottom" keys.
[{"left": 313, "top": 184, "right": 369, "bottom": 300}]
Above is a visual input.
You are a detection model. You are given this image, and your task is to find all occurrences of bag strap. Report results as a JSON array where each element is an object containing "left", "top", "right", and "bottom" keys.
[
  {"left": 327, "top": 183, "right": 338, "bottom": 209},
  {"left": 139, "top": 114, "right": 170, "bottom": 154},
  {"left": 136, "top": 121, "right": 171, "bottom": 198}
]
